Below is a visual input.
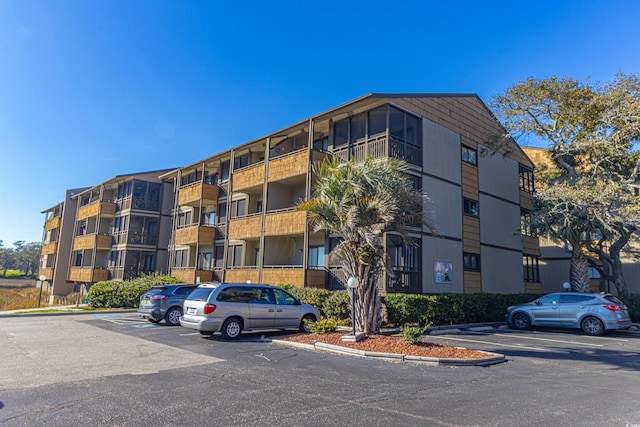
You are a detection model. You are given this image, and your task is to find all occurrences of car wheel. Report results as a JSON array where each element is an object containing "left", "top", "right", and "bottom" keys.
[
  {"left": 148, "top": 318, "right": 161, "bottom": 324},
  {"left": 221, "top": 317, "right": 243, "bottom": 340},
  {"left": 299, "top": 314, "right": 316, "bottom": 332},
  {"left": 165, "top": 307, "right": 182, "bottom": 326},
  {"left": 511, "top": 312, "right": 531, "bottom": 330},
  {"left": 581, "top": 316, "right": 604, "bottom": 336}
]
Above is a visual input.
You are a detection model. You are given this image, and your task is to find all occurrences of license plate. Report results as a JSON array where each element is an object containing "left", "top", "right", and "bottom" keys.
[{"left": 187, "top": 307, "right": 196, "bottom": 315}]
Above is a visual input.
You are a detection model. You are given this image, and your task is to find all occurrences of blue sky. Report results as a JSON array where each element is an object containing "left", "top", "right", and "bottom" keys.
[{"left": 1, "top": 0, "right": 639, "bottom": 247}]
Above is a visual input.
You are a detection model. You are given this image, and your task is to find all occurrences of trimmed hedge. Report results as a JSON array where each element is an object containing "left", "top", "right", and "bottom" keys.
[
  {"left": 87, "top": 275, "right": 182, "bottom": 308},
  {"left": 383, "top": 293, "right": 544, "bottom": 327},
  {"left": 620, "top": 294, "right": 640, "bottom": 323},
  {"left": 281, "top": 286, "right": 351, "bottom": 321}
]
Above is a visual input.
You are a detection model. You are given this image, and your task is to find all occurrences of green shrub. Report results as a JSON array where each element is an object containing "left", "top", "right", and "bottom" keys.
[
  {"left": 620, "top": 294, "right": 640, "bottom": 323},
  {"left": 399, "top": 325, "right": 427, "bottom": 345},
  {"left": 87, "top": 275, "right": 182, "bottom": 308},
  {"left": 282, "top": 286, "right": 333, "bottom": 318},
  {"left": 383, "top": 293, "right": 544, "bottom": 327},
  {"left": 306, "top": 318, "right": 338, "bottom": 334},
  {"left": 322, "top": 290, "right": 351, "bottom": 321}
]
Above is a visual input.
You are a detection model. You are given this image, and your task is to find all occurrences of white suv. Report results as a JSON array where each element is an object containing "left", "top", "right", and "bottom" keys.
[{"left": 180, "top": 283, "right": 320, "bottom": 339}]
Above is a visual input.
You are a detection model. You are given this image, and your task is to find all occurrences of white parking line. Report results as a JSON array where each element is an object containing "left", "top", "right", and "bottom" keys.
[
  {"left": 468, "top": 331, "right": 604, "bottom": 347},
  {"left": 431, "top": 336, "right": 571, "bottom": 354},
  {"left": 179, "top": 332, "right": 202, "bottom": 336}
]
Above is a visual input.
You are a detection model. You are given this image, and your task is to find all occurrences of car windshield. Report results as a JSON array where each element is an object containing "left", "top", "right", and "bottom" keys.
[{"left": 187, "top": 287, "right": 216, "bottom": 301}]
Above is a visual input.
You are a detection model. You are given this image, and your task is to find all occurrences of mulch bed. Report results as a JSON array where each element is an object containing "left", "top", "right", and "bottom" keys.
[{"left": 279, "top": 331, "right": 492, "bottom": 359}]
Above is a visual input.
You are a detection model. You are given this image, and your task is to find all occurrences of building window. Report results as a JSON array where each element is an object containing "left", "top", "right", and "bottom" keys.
[
  {"left": 520, "top": 209, "right": 535, "bottom": 236},
  {"left": 519, "top": 165, "right": 535, "bottom": 193},
  {"left": 462, "top": 146, "right": 478, "bottom": 165},
  {"left": 523, "top": 255, "right": 540, "bottom": 282},
  {"left": 229, "top": 199, "right": 247, "bottom": 219},
  {"left": 233, "top": 154, "right": 250, "bottom": 170},
  {"left": 226, "top": 245, "right": 243, "bottom": 267},
  {"left": 220, "top": 161, "right": 230, "bottom": 181},
  {"left": 463, "top": 253, "right": 481, "bottom": 271},
  {"left": 386, "top": 236, "right": 421, "bottom": 293},
  {"left": 214, "top": 245, "right": 225, "bottom": 268},
  {"left": 463, "top": 198, "right": 479, "bottom": 217},
  {"left": 198, "top": 252, "right": 212, "bottom": 269},
  {"left": 202, "top": 211, "right": 216, "bottom": 226},
  {"left": 308, "top": 246, "right": 325, "bottom": 270},
  {"left": 174, "top": 249, "right": 189, "bottom": 268},
  {"left": 368, "top": 106, "right": 387, "bottom": 136},
  {"left": 217, "top": 201, "right": 227, "bottom": 224},
  {"left": 178, "top": 211, "right": 192, "bottom": 227}
]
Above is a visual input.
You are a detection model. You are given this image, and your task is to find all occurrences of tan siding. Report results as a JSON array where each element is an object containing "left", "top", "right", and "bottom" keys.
[
  {"left": 170, "top": 269, "right": 214, "bottom": 284},
  {"left": 524, "top": 282, "right": 542, "bottom": 293},
  {"left": 464, "top": 271, "right": 482, "bottom": 293},
  {"left": 462, "top": 216, "right": 480, "bottom": 253},
  {"left": 77, "top": 201, "right": 116, "bottom": 220},
  {"left": 520, "top": 190, "right": 533, "bottom": 211},
  {"left": 224, "top": 269, "right": 260, "bottom": 284},
  {"left": 38, "top": 268, "right": 55, "bottom": 281},
  {"left": 461, "top": 162, "right": 478, "bottom": 199},
  {"left": 227, "top": 216, "right": 262, "bottom": 240},
  {"left": 232, "top": 163, "right": 265, "bottom": 192},
  {"left": 264, "top": 211, "right": 306, "bottom": 236},
  {"left": 178, "top": 183, "right": 220, "bottom": 206},
  {"left": 261, "top": 269, "right": 305, "bottom": 287},
  {"left": 522, "top": 235, "right": 540, "bottom": 255},
  {"left": 41, "top": 242, "right": 58, "bottom": 255},
  {"left": 69, "top": 268, "right": 108, "bottom": 283},
  {"left": 305, "top": 270, "right": 326, "bottom": 288},
  {"left": 175, "top": 225, "right": 216, "bottom": 245},
  {"left": 268, "top": 151, "right": 308, "bottom": 182},
  {"left": 45, "top": 216, "right": 61, "bottom": 231},
  {"left": 95, "top": 234, "right": 112, "bottom": 249},
  {"left": 393, "top": 97, "right": 534, "bottom": 168}
]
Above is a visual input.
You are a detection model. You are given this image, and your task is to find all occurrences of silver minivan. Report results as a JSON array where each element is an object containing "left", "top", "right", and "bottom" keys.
[{"left": 180, "top": 283, "right": 320, "bottom": 339}]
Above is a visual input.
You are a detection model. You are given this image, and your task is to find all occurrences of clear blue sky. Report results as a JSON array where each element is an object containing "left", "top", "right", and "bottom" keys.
[{"left": 1, "top": 0, "right": 639, "bottom": 247}]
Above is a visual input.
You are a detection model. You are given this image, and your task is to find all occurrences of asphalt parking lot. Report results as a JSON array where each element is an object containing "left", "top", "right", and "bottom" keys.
[{"left": 1, "top": 312, "right": 640, "bottom": 426}]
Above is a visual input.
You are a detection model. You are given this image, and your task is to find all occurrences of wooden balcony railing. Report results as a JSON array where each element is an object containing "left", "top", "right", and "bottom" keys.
[
  {"left": 232, "top": 163, "right": 265, "bottom": 192},
  {"left": 77, "top": 201, "right": 116, "bottom": 220},
  {"left": 227, "top": 215, "right": 262, "bottom": 240},
  {"left": 45, "top": 216, "right": 61, "bottom": 231},
  {"left": 178, "top": 182, "right": 220, "bottom": 207},
  {"left": 73, "top": 234, "right": 113, "bottom": 251},
  {"left": 264, "top": 210, "right": 306, "bottom": 236},
  {"left": 175, "top": 225, "right": 216, "bottom": 245},
  {"left": 69, "top": 267, "right": 109, "bottom": 283}
]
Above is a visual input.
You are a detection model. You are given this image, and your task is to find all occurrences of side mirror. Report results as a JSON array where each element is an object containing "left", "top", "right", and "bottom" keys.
[{"left": 534, "top": 300, "right": 542, "bottom": 305}]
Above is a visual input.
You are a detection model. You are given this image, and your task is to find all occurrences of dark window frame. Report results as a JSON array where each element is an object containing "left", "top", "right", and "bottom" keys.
[{"left": 463, "top": 253, "right": 481, "bottom": 271}]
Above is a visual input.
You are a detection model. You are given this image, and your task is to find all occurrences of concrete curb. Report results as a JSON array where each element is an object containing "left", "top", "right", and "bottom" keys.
[
  {"left": 0, "top": 307, "right": 136, "bottom": 318},
  {"left": 270, "top": 339, "right": 506, "bottom": 367}
]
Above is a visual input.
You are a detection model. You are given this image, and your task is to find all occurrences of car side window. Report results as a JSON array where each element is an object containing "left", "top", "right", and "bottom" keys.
[
  {"left": 217, "top": 287, "right": 254, "bottom": 303},
  {"left": 560, "top": 295, "right": 594, "bottom": 304},
  {"left": 249, "top": 288, "right": 275, "bottom": 304},
  {"left": 538, "top": 294, "right": 560, "bottom": 304},
  {"left": 174, "top": 287, "right": 194, "bottom": 296},
  {"left": 274, "top": 289, "right": 296, "bottom": 305}
]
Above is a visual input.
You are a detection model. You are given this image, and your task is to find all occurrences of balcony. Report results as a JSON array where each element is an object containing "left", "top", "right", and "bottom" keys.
[
  {"left": 232, "top": 163, "right": 265, "bottom": 192},
  {"left": 38, "top": 268, "right": 54, "bottom": 281},
  {"left": 69, "top": 267, "right": 109, "bottom": 283},
  {"left": 170, "top": 268, "right": 218, "bottom": 284},
  {"left": 332, "top": 135, "right": 422, "bottom": 167},
  {"left": 73, "top": 234, "right": 113, "bottom": 251},
  {"left": 227, "top": 215, "right": 262, "bottom": 240},
  {"left": 41, "top": 242, "right": 58, "bottom": 255},
  {"left": 174, "top": 225, "right": 216, "bottom": 245},
  {"left": 224, "top": 268, "right": 259, "bottom": 284},
  {"left": 264, "top": 210, "right": 306, "bottom": 236},
  {"left": 178, "top": 182, "right": 220, "bottom": 207},
  {"left": 77, "top": 201, "right": 116, "bottom": 220},
  {"left": 267, "top": 149, "right": 328, "bottom": 182},
  {"left": 45, "top": 216, "right": 61, "bottom": 231}
]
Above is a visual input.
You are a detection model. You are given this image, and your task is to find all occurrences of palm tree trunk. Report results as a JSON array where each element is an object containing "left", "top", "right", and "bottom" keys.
[{"left": 569, "top": 247, "right": 591, "bottom": 292}]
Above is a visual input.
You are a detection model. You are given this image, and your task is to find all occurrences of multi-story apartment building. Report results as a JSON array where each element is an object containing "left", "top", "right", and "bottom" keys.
[
  {"left": 163, "top": 94, "right": 541, "bottom": 294},
  {"left": 40, "top": 170, "right": 175, "bottom": 296},
  {"left": 522, "top": 146, "right": 640, "bottom": 295},
  {"left": 39, "top": 188, "right": 89, "bottom": 297}
]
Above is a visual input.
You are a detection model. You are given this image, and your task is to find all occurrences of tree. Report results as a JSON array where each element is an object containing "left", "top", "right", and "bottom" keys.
[
  {"left": 490, "top": 73, "right": 640, "bottom": 295},
  {"left": 296, "top": 157, "right": 436, "bottom": 333},
  {"left": 13, "top": 241, "right": 42, "bottom": 276},
  {"left": 0, "top": 241, "right": 16, "bottom": 277}
]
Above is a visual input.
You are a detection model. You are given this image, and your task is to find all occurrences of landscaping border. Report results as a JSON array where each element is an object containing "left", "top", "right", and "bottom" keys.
[{"left": 270, "top": 338, "right": 506, "bottom": 366}]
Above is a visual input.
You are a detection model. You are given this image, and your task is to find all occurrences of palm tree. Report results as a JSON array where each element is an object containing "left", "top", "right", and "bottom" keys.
[{"left": 296, "top": 157, "right": 436, "bottom": 334}]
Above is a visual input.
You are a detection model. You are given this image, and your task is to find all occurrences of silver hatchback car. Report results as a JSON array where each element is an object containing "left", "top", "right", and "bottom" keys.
[
  {"left": 180, "top": 283, "right": 320, "bottom": 339},
  {"left": 506, "top": 292, "right": 632, "bottom": 336}
]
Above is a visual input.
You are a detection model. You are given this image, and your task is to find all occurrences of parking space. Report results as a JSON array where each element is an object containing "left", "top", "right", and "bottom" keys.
[{"left": 426, "top": 326, "right": 640, "bottom": 369}]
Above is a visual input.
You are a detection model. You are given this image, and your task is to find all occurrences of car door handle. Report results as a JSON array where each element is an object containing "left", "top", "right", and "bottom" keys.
[
  {"left": 276, "top": 309, "right": 283, "bottom": 312},
  {"left": 268, "top": 309, "right": 275, "bottom": 312}
]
